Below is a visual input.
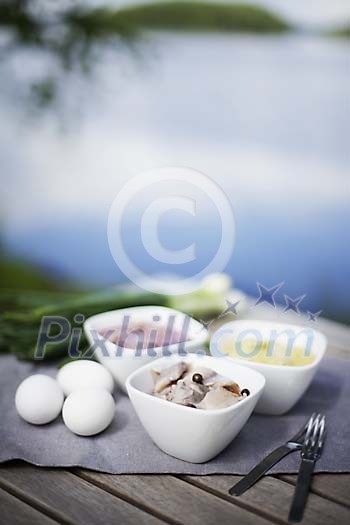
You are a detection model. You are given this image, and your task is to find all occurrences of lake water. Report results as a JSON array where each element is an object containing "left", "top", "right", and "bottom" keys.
[{"left": 1, "top": 30, "right": 349, "bottom": 319}]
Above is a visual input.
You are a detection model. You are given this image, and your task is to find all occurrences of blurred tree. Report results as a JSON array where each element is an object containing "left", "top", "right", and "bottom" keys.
[
  {"left": 0, "top": 0, "right": 137, "bottom": 108},
  {"left": 0, "top": 1, "right": 293, "bottom": 108},
  {"left": 0, "top": 0, "right": 136, "bottom": 61}
]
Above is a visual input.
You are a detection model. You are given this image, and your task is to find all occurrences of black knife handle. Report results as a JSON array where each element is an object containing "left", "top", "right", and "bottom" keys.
[
  {"left": 229, "top": 445, "right": 296, "bottom": 496},
  {"left": 288, "top": 458, "right": 315, "bottom": 522}
]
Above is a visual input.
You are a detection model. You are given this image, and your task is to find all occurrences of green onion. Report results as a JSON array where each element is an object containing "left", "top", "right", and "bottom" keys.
[{"left": 0, "top": 274, "right": 232, "bottom": 362}]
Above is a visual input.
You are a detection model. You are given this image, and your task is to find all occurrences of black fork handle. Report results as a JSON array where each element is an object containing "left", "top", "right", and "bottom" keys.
[{"left": 288, "top": 458, "right": 315, "bottom": 522}]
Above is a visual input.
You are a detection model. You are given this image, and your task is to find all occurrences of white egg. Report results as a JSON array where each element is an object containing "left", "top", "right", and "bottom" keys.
[
  {"left": 62, "top": 388, "right": 115, "bottom": 436},
  {"left": 57, "top": 360, "right": 114, "bottom": 396},
  {"left": 15, "top": 374, "right": 64, "bottom": 425}
]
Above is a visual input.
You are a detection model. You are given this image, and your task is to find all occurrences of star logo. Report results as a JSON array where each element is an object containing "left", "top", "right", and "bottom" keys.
[
  {"left": 255, "top": 282, "right": 284, "bottom": 308},
  {"left": 199, "top": 319, "right": 212, "bottom": 331},
  {"left": 221, "top": 299, "right": 240, "bottom": 317},
  {"left": 307, "top": 310, "right": 322, "bottom": 322},
  {"left": 284, "top": 294, "right": 306, "bottom": 314}
]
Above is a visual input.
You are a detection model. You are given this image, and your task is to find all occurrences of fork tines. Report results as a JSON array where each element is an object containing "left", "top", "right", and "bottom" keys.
[{"left": 302, "top": 413, "right": 326, "bottom": 460}]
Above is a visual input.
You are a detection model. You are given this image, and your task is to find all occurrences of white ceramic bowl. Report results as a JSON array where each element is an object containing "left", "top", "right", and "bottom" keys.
[
  {"left": 210, "top": 320, "right": 327, "bottom": 415},
  {"left": 126, "top": 354, "right": 265, "bottom": 463},
  {"left": 84, "top": 306, "right": 208, "bottom": 392}
]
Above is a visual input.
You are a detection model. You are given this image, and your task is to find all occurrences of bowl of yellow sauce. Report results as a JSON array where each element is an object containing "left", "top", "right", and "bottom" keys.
[
  {"left": 210, "top": 320, "right": 327, "bottom": 415},
  {"left": 223, "top": 338, "right": 316, "bottom": 367}
]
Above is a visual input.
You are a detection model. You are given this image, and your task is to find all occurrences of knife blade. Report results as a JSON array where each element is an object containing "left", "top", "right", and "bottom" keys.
[{"left": 229, "top": 442, "right": 301, "bottom": 496}]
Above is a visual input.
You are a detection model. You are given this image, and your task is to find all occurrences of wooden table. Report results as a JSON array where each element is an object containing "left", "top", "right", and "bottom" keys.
[{"left": 1, "top": 308, "right": 349, "bottom": 525}]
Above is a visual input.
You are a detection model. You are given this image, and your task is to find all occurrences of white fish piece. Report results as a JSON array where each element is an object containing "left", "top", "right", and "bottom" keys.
[
  {"left": 153, "top": 362, "right": 188, "bottom": 393},
  {"left": 197, "top": 386, "right": 241, "bottom": 410},
  {"left": 169, "top": 379, "right": 208, "bottom": 406}
]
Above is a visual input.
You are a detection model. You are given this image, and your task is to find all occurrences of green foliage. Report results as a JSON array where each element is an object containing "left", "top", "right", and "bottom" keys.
[
  {"left": 0, "top": 0, "right": 41, "bottom": 43},
  {"left": 329, "top": 25, "right": 350, "bottom": 38},
  {"left": 30, "top": 78, "right": 56, "bottom": 108},
  {"left": 0, "top": 257, "right": 61, "bottom": 291},
  {"left": 114, "top": 1, "right": 291, "bottom": 33},
  {"left": 0, "top": 1, "right": 291, "bottom": 58},
  {"left": 65, "top": 7, "right": 138, "bottom": 40}
]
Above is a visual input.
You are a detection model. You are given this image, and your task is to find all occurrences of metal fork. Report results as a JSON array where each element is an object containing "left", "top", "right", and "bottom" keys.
[{"left": 288, "top": 413, "right": 326, "bottom": 522}]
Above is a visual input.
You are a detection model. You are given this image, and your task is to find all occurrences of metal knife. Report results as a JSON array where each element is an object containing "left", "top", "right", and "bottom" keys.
[{"left": 228, "top": 416, "right": 314, "bottom": 497}]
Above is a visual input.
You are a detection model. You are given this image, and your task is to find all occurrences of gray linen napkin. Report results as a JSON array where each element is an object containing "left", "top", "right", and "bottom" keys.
[{"left": 0, "top": 354, "right": 349, "bottom": 474}]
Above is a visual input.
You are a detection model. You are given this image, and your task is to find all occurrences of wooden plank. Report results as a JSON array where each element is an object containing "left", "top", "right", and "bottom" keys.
[
  {"left": 76, "top": 470, "right": 272, "bottom": 525},
  {"left": 183, "top": 475, "right": 350, "bottom": 525},
  {"left": 0, "top": 464, "right": 163, "bottom": 525},
  {"left": 278, "top": 474, "right": 350, "bottom": 508},
  {"left": 0, "top": 486, "right": 58, "bottom": 525}
]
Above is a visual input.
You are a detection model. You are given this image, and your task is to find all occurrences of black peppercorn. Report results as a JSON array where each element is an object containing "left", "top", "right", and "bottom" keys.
[
  {"left": 192, "top": 373, "right": 203, "bottom": 384},
  {"left": 241, "top": 388, "right": 250, "bottom": 397}
]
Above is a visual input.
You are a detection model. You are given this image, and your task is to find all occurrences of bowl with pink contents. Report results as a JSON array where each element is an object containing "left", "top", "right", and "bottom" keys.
[{"left": 84, "top": 306, "right": 208, "bottom": 391}]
